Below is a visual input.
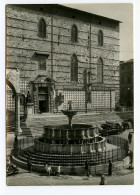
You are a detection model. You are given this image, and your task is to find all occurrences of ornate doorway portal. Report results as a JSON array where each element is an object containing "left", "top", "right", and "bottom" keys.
[{"left": 33, "top": 75, "right": 55, "bottom": 113}]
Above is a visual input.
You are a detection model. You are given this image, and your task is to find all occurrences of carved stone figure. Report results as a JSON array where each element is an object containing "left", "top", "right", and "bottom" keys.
[{"left": 26, "top": 91, "right": 32, "bottom": 103}]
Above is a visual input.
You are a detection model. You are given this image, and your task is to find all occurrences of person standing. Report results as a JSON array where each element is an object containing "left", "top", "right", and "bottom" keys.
[
  {"left": 47, "top": 164, "right": 52, "bottom": 176},
  {"left": 27, "top": 157, "right": 32, "bottom": 173},
  {"left": 108, "top": 160, "right": 112, "bottom": 176},
  {"left": 13, "top": 136, "right": 19, "bottom": 156},
  {"left": 57, "top": 165, "right": 61, "bottom": 176},
  {"left": 128, "top": 150, "right": 133, "bottom": 168},
  {"left": 100, "top": 175, "right": 106, "bottom": 185},
  {"left": 45, "top": 162, "right": 48, "bottom": 175},
  {"left": 85, "top": 160, "right": 90, "bottom": 177},
  {"left": 128, "top": 132, "right": 132, "bottom": 144}
]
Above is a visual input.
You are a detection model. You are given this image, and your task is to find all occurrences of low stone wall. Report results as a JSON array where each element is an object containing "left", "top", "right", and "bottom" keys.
[{"left": 11, "top": 155, "right": 129, "bottom": 175}]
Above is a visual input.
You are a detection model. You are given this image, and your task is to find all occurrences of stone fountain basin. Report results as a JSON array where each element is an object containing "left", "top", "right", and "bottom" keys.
[
  {"left": 34, "top": 136, "right": 106, "bottom": 154},
  {"left": 43, "top": 124, "right": 99, "bottom": 140},
  {"left": 43, "top": 124, "right": 94, "bottom": 131},
  {"left": 61, "top": 110, "right": 78, "bottom": 117}
]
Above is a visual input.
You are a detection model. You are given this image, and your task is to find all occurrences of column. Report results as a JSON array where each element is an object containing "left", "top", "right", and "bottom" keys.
[
  {"left": 15, "top": 93, "right": 22, "bottom": 136},
  {"left": 111, "top": 90, "right": 115, "bottom": 110}
]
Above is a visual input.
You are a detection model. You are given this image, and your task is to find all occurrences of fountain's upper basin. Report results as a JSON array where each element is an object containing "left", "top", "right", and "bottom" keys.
[
  {"left": 61, "top": 110, "right": 78, "bottom": 117},
  {"left": 43, "top": 124, "right": 99, "bottom": 140}
]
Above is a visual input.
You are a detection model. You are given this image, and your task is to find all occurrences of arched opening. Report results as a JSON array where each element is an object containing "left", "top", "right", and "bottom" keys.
[
  {"left": 6, "top": 79, "right": 16, "bottom": 132},
  {"left": 38, "top": 18, "right": 46, "bottom": 38},
  {"left": 71, "top": 25, "right": 78, "bottom": 42},
  {"left": 71, "top": 54, "right": 78, "bottom": 82},
  {"left": 6, "top": 79, "right": 16, "bottom": 95},
  {"left": 97, "top": 57, "right": 103, "bottom": 83},
  {"left": 98, "top": 30, "right": 103, "bottom": 46}
]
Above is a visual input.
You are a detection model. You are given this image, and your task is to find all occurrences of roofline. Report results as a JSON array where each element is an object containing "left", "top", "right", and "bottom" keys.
[
  {"left": 59, "top": 4, "right": 122, "bottom": 23},
  {"left": 120, "top": 59, "right": 133, "bottom": 64},
  {"left": 12, "top": 4, "right": 122, "bottom": 23}
]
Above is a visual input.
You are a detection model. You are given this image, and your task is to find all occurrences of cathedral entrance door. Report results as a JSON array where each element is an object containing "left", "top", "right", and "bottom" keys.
[
  {"left": 39, "top": 100, "right": 47, "bottom": 112},
  {"left": 38, "top": 87, "right": 49, "bottom": 113}
]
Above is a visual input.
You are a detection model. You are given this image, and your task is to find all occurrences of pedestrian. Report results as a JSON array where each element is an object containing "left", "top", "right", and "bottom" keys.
[
  {"left": 27, "top": 156, "right": 32, "bottom": 173},
  {"left": 57, "top": 164, "right": 61, "bottom": 176},
  {"left": 47, "top": 164, "right": 52, "bottom": 176},
  {"left": 85, "top": 160, "right": 90, "bottom": 177},
  {"left": 45, "top": 162, "right": 48, "bottom": 175},
  {"left": 108, "top": 160, "right": 112, "bottom": 176},
  {"left": 128, "top": 150, "right": 133, "bottom": 168},
  {"left": 13, "top": 135, "right": 19, "bottom": 156},
  {"left": 128, "top": 132, "right": 132, "bottom": 144},
  {"left": 100, "top": 175, "right": 105, "bottom": 185}
]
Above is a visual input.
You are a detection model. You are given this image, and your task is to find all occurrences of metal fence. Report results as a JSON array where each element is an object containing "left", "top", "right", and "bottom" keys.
[
  {"left": 16, "top": 135, "right": 128, "bottom": 166},
  {"left": 17, "top": 137, "right": 34, "bottom": 150},
  {"left": 106, "top": 135, "right": 128, "bottom": 150}
]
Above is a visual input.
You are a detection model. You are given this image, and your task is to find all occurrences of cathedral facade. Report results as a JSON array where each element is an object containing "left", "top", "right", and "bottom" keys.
[{"left": 6, "top": 4, "right": 120, "bottom": 115}]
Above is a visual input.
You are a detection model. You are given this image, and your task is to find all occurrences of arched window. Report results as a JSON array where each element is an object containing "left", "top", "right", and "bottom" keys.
[
  {"left": 98, "top": 30, "right": 103, "bottom": 46},
  {"left": 38, "top": 18, "right": 46, "bottom": 38},
  {"left": 71, "top": 54, "right": 78, "bottom": 82},
  {"left": 97, "top": 57, "right": 103, "bottom": 83},
  {"left": 71, "top": 25, "right": 78, "bottom": 42}
]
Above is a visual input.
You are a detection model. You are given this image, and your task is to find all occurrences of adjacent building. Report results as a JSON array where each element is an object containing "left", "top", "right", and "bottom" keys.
[
  {"left": 120, "top": 59, "right": 133, "bottom": 107},
  {"left": 6, "top": 4, "right": 121, "bottom": 116}
]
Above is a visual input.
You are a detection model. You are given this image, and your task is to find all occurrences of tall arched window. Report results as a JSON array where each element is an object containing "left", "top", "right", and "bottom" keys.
[
  {"left": 71, "top": 54, "right": 78, "bottom": 82},
  {"left": 71, "top": 25, "right": 78, "bottom": 42},
  {"left": 38, "top": 18, "right": 46, "bottom": 38},
  {"left": 97, "top": 57, "right": 103, "bottom": 83},
  {"left": 98, "top": 30, "right": 103, "bottom": 46}
]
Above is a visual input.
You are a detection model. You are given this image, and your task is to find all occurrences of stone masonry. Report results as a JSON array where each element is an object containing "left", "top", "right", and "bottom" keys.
[{"left": 6, "top": 4, "right": 120, "bottom": 114}]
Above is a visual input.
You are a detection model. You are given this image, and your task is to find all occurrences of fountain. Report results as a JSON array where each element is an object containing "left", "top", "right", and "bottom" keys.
[
  {"left": 34, "top": 101, "right": 106, "bottom": 155},
  {"left": 10, "top": 101, "right": 129, "bottom": 175}
]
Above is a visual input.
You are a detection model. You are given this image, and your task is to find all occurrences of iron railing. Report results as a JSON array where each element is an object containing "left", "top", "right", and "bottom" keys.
[{"left": 15, "top": 135, "right": 128, "bottom": 166}]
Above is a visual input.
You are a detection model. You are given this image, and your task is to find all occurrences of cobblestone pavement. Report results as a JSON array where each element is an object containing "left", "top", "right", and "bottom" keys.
[{"left": 7, "top": 170, "right": 134, "bottom": 186}]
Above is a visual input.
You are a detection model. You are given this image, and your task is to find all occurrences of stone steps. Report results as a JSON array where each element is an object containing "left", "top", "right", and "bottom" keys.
[
  {"left": 20, "top": 122, "right": 32, "bottom": 137},
  {"left": 15, "top": 141, "right": 126, "bottom": 167},
  {"left": 6, "top": 124, "right": 15, "bottom": 132},
  {"left": 11, "top": 145, "right": 128, "bottom": 175}
]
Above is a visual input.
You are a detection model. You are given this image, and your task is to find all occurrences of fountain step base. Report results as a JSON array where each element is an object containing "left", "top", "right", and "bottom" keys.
[
  {"left": 11, "top": 153, "right": 129, "bottom": 176},
  {"left": 11, "top": 143, "right": 126, "bottom": 167}
]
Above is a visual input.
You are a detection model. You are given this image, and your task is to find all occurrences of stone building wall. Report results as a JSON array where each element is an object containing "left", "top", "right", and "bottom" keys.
[
  {"left": 120, "top": 60, "right": 133, "bottom": 107},
  {"left": 6, "top": 4, "right": 120, "bottom": 113}
]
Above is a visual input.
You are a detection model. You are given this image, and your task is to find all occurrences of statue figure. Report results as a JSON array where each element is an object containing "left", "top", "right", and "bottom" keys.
[{"left": 26, "top": 91, "right": 32, "bottom": 103}]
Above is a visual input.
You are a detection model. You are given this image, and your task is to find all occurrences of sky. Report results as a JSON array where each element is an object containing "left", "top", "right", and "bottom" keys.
[{"left": 63, "top": 3, "right": 133, "bottom": 62}]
